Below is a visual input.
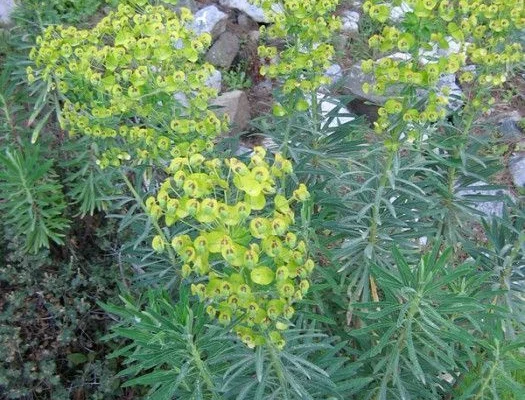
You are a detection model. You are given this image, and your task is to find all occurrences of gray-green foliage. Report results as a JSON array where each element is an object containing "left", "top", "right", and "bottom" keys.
[
  {"left": 1, "top": 0, "right": 524, "bottom": 398},
  {"left": 0, "top": 147, "right": 69, "bottom": 252},
  {"left": 102, "top": 290, "right": 357, "bottom": 400},
  {"left": 248, "top": 94, "right": 525, "bottom": 399}
]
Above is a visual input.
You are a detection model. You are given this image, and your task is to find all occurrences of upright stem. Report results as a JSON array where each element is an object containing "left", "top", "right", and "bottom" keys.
[
  {"left": 190, "top": 341, "right": 218, "bottom": 399},
  {"left": 267, "top": 342, "right": 290, "bottom": 400},
  {"left": 445, "top": 109, "right": 476, "bottom": 204},
  {"left": 310, "top": 91, "right": 320, "bottom": 134},
  {"left": 120, "top": 171, "right": 179, "bottom": 271},
  {"left": 369, "top": 149, "right": 396, "bottom": 248},
  {"left": 473, "top": 343, "right": 500, "bottom": 400}
]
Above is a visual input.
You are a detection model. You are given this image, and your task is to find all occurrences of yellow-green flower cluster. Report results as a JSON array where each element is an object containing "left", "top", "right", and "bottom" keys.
[
  {"left": 361, "top": 0, "right": 525, "bottom": 135},
  {"left": 252, "top": 0, "right": 341, "bottom": 113},
  {"left": 146, "top": 147, "right": 313, "bottom": 349},
  {"left": 29, "top": 4, "right": 227, "bottom": 165}
]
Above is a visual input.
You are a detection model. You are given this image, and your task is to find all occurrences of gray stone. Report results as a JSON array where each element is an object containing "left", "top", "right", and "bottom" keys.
[
  {"left": 211, "top": 90, "right": 251, "bottom": 134},
  {"left": 436, "top": 73, "right": 464, "bottom": 113},
  {"left": 235, "top": 145, "right": 252, "bottom": 156},
  {"left": 205, "top": 31, "right": 240, "bottom": 70},
  {"left": 247, "top": 30, "right": 260, "bottom": 44},
  {"left": 341, "top": 10, "right": 360, "bottom": 34},
  {"left": 237, "top": 12, "right": 259, "bottom": 30},
  {"left": 0, "top": 0, "right": 16, "bottom": 25},
  {"left": 499, "top": 119, "right": 523, "bottom": 140},
  {"left": 419, "top": 37, "right": 462, "bottom": 65},
  {"left": 205, "top": 69, "right": 222, "bottom": 93},
  {"left": 323, "top": 64, "right": 343, "bottom": 86},
  {"left": 341, "top": 64, "right": 390, "bottom": 105},
  {"left": 457, "top": 181, "right": 509, "bottom": 218},
  {"left": 191, "top": 5, "right": 228, "bottom": 40},
  {"left": 390, "top": 2, "right": 412, "bottom": 22},
  {"left": 509, "top": 155, "right": 525, "bottom": 188},
  {"left": 343, "top": 61, "right": 463, "bottom": 114},
  {"left": 252, "top": 79, "right": 272, "bottom": 98},
  {"left": 173, "top": 92, "right": 190, "bottom": 109},
  {"left": 219, "top": 0, "right": 267, "bottom": 22},
  {"left": 173, "top": 0, "right": 198, "bottom": 12}
]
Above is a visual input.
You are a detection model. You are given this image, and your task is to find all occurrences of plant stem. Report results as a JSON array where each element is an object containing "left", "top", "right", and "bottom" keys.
[
  {"left": 473, "top": 343, "right": 500, "bottom": 400},
  {"left": 119, "top": 170, "right": 179, "bottom": 272},
  {"left": 190, "top": 341, "right": 218, "bottom": 399},
  {"left": 445, "top": 109, "right": 476, "bottom": 204},
  {"left": 267, "top": 342, "right": 290, "bottom": 400},
  {"left": 369, "top": 148, "right": 395, "bottom": 248}
]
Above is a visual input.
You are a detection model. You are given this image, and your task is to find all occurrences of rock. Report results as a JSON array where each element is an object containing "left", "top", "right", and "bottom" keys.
[
  {"left": 235, "top": 145, "right": 252, "bottom": 156},
  {"left": 247, "top": 30, "right": 260, "bottom": 44},
  {"left": 390, "top": 2, "right": 412, "bottom": 23},
  {"left": 456, "top": 181, "right": 509, "bottom": 218},
  {"left": 237, "top": 12, "right": 259, "bottom": 30},
  {"left": 190, "top": 5, "right": 228, "bottom": 40},
  {"left": 205, "top": 69, "right": 222, "bottom": 93},
  {"left": 419, "top": 37, "right": 463, "bottom": 65},
  {"left": 499, "top": 118, "right": 523, "bottom": 141},
  {"left": 435, "top": 73, "right": 464, "bottom": 113},
  {"left": 341, "top": 64, "right": 390, "bottom": 105},
  {"left": 205, "top": 31, "right": 240, "bottom": 69},
  {"left": 311, "top": 93, "right": 355, "bottom": 130},
  {"left": 252, "top": 79, "right": 272, "bottom": 96},
  {"left": 211, "top": 90, "right": 251, "bottom": 134},
  {"left": 323, "top": 64, "right": 343, "bottom": 86},
  {"left": 169, "top": 0, "right": 197, "bottom": 13},
  {"left": 0, "top": 0, "right": 16, "bottom": 25},
  {"left": 341, "top": 10, "right": 360, "bottom": 34},
  {"left": 219, "top": 0, "right": 267, "bottom": 23},
  {"left": 343, "top": 60, "right": 463, "bottom": 115},
  {"left": 173, "top": 92, "right": 190, "bottom": 109},
  {"left": 509, "top": 155, "right": 525, "bottom": 188},
  {"left": 496, "top": 110, "right": 522, "bottom": 123}
]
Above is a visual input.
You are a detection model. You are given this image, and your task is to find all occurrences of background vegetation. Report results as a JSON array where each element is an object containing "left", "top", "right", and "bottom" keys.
[{"left": 0, "top": 0, "right": 524, "bottom": 399}]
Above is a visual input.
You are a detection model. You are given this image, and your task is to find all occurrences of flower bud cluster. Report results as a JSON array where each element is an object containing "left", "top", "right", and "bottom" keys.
[
  {"left": 29, "top": 4, "right": 227, "bottom": 165},
  {"left": 361, "top": 0, "right": 525, "bottom": 135},
  {"left": 252, "top": 0, "right": 341, "bottom": 113},
  {"left": 146, "top": 147, "right": 313, "bottom": 349}
]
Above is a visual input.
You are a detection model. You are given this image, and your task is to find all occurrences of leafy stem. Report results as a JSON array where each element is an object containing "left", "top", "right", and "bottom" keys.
[
  {"left": 473, "top": 342, "right": 500, "bottom": 400},
  {"left": 120, "top": 170, "right": 179, "bottom": 272},
  {"left": 267, "top": 341, "right": 291, "bottom": 400},
  {"left": 369, "top": 148, "right": 396, "bottom": 248},
  {"left": 189, "top": 341, "right": 219, "bottom": 399}
]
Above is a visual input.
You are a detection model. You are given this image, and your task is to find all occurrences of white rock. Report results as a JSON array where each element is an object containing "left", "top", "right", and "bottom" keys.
[
  {"left": 219, "top": 0, "right": 267, "bottom": 23},
  {"left": 261, "top": 137, "right": 279, "bottom": 151},
  {"left": 509, "top": 155, "right": 525, "bottom": 188},
  {"left": 205, "top": 69, "right": 222, "bottom": 93},
  {"left": 456, "top": 181, "right": 509, "bottom": 218},
  {"left": 0, "top": 0, "right": 16, "bottom": 25},
  {"left": 419, "top": 37, "right": 463, "bottom": 65},
  {"left": 436, "top": 73, "right": 464, "bottom": 112},
  {"left": 173, "top": 92, "right": 190, "bottom": 109},
  {"left": 390, "top": 2, "right": 412, "bottom": 23},
  {"left": 190, "top": 5, "right": 228, "bottom": 40},
  {"left": 314, "top": 93, "right": 355, "bottom": 129},
  {"left": 341, "top": 10, "right": 360, "bottom": 34},
  {"left": 324, "top": 64, "right": 343, "bottom": 86},
  {"left": 235, "top": 145, "right": 253, "bottom": 156}
]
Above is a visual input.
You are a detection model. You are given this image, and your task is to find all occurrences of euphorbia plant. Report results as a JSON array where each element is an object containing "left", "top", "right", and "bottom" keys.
[
  {"left": 147, "top": 146, "right": 314, "bottom": 348},
  {"left": 361, "top": 0, "right": 525, "bottom": 138},
  {"left": 252, "top": 0, "right": 342, "bottom": 114},
  {"left": 29, "top": 1, "right": 318, "bottom": 352},
  {"left": 29, "top": 3, "right": 227, "bottom": 167}
]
